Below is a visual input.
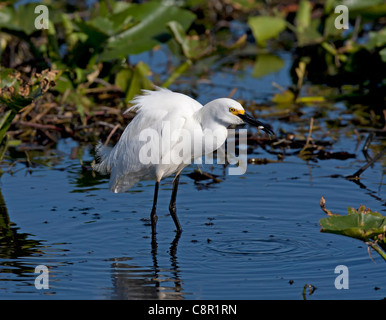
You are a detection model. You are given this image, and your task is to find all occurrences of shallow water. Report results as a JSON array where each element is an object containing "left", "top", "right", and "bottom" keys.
[
  {"left": 0, "top": 48, "right": 385, "bottom": 300},
  {"left": 0, "top": 132, "right": 384, "bottom": 300}
]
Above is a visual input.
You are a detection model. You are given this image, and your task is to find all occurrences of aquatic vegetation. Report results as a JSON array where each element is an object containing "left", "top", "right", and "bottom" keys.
[
  {"left": 0, "top": 0, "right": 384, "bottom": 147},
  {"left": 319, "top": 197, "right": 386, "bottom": 262},
  {"left": 0, "top": 68, "right": 57, "bottom": 160}
]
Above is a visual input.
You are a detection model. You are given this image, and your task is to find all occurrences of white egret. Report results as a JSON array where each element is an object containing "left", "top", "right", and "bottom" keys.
[{"left": 93, "top": 87, "right": 273, "bottom": 235}]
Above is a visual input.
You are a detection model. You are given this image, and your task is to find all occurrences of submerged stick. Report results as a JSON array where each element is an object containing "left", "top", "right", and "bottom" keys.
[
  {"left": 346, "top": 148, "right": 385, "bottom": 180},
  {"left": 362, "top": 132, "right": 375, "bottom": 162},
  {"left": 299, "top": 117, "right": 314, "bottom": 155}
]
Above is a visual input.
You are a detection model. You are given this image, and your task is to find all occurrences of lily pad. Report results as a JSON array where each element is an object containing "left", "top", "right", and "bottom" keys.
[
  {"left": 248, "top": 16, "right": 286, "bottom": 47},
  {"left": 319, "top": 198, "right": 386, "bottom": 260},
  {"left": 320, "top": 206, "right": 386, "bottom": 242}
]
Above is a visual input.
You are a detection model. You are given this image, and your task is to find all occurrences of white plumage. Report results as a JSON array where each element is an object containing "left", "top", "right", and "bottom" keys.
[{"left": 93, "top": 87, "right": 273, "bottom": 233}]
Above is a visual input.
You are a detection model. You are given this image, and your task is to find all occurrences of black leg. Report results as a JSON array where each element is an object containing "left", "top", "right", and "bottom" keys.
[
  {"left": 151, "top": 181, "right": 159, "bottom": 236},
  {"left": 169, "top": 174, "right": 182, "bottom": 233}
]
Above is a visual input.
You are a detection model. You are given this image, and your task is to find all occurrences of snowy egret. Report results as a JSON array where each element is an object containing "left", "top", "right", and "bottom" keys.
[{"left": 93, "top": 87, "right": 273, "bottom": 234}]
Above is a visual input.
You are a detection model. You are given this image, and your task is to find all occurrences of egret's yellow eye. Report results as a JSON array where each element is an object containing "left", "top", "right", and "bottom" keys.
[{"left": 229, "top": 107, "right": 237, "bottom": 114}]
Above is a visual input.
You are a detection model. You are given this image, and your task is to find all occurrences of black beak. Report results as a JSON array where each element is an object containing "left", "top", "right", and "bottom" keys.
[{"left": 239, "top": 113, "right": 274, "bottom": 136}]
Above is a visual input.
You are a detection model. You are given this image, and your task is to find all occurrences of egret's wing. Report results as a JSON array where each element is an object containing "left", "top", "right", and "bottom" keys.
[
  {"left": 157, "top": 111, "right": 191, "bottom": 176},
  {"left": 108, "top": 109, "right": 168, "bottom": 193},
  {"left": 94, "top": 87, "right": 203, "bottom": 193}
]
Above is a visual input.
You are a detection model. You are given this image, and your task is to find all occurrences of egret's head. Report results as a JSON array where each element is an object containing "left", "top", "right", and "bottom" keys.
[{"left": 208, "top": 98, "right": 274, "bottom": 135}]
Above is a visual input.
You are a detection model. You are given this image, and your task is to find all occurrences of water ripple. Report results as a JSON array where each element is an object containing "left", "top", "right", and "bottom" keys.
[{"left": 207, "top": 235, "right": 346, "bottom": 262}]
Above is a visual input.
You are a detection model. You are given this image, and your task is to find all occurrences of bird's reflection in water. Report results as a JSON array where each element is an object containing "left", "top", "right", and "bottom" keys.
[{"left": 109, "top": 232, "right": 185, "bottom": 300}]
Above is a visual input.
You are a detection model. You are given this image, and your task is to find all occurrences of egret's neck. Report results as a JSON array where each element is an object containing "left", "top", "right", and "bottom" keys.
[
  {"left": 195, "top": 103, "right": 228, "bottom": 131},
  {"left": 194, "top": 103, "right": 229, "bottom": 155}
]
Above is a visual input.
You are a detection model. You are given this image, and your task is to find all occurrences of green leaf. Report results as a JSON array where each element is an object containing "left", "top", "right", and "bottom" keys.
[
  {"left": 167, "top": 21, "right": 194, "bottom": 59},
  {"left": 248, "top": 16, "right": 286, "bottom": 47},
  {"left": 331, "top": 0, "right": 386, "bottom": 19},
  {"left": 126, "top": 62, "right": 153, "bottom": 102},
  {"left": 296, "top": 0, "right": 311, "bottom": 34},
  {"left": 0, "top": 3, "right": 50, "bottom": 35},
  {"left": 324, "top": 13, "right": 344, "bottom": 38},
  {"left": 100, "top": 2, "right": 196, "bottom": 60},
  {"left": 272, "top": 90, "right": 295, "bottom": 104},
  {"left": 74, "top": 19, "right": 111, "bottom": 48},
  {"left": 0, "top": 110, "right": 14, "bottom": 144},
  {"left": 0, "top": 68, "right": 18, "bottom": 88},
  {"left": 252, "top": 54, "right": 285, "bottom": 78},
  {"left": 296, "top": 19, "right": 323, "bottom": 47},
  {"left": 335, "top": 0, "right": 384, "bottom": 11},
  {"left": 319, "top": 204, "right": 386, "bottom": 245},
  {"left": 54, "top": 74, "right": 74, "bottom": 94},
  {"left": 0, "top": 6, "right": 13, "bottom": 27},
  {"left": 324, "top": 0, "right": 335, "bottom": 13},
  {"left": 364, "top": 28, "right": 386, "bottom": 51},
  {"left": 0, "top": 94, "right": 33, "bottom": 111},
  {"left": 115, "top": 69, "right": 133, "bottom": 94},
  {"left": 0, "top": 133, "right": 9, "bottom": 162},
  {"left": 108, "top": 7, "right": 135, "bottom": 34},
  {"left": 379, "top": 47, "right": 386, "bottom": 62},
  {"left": 87, "top": 16, "right": 115, "bottom": 37},
  {"left": 115, "top": 62, "right": 153, "bottom": 102}
]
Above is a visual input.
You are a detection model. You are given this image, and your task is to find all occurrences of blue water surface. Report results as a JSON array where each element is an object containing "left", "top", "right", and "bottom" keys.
[{"left": 0, "top": 47, "right": 385, "bottom": 300}]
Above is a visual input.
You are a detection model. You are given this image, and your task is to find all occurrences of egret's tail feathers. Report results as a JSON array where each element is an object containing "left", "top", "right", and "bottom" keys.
[{"left": 92, "top": 141, "right": 113, "bottom": 174}]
